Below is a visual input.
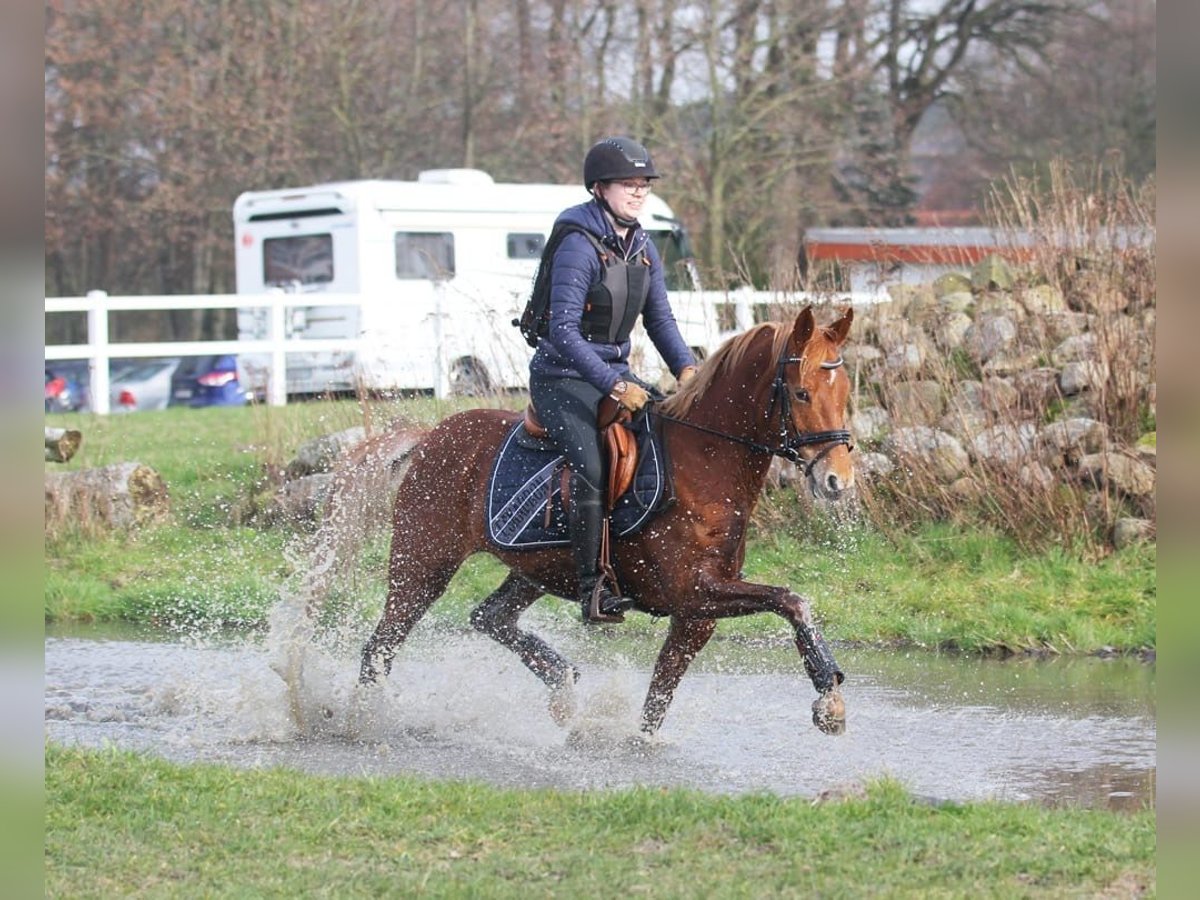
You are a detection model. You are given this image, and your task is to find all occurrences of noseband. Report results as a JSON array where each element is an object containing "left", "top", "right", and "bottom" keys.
[
  {"left": 652, "top": 345, "right": 852, "bottom": 479},
  {"left": 763, "top": 351, "right": 853, "bottom": 476}
]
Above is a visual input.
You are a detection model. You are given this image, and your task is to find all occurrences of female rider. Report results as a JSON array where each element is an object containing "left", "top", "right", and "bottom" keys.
[{"left": 529, "top": 136, "right": 698, "bottom": 623}]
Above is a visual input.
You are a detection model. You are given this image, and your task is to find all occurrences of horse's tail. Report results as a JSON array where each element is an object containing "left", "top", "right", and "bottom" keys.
[{"left": 295, "top": 423, "right": 428, "bottom": 619}]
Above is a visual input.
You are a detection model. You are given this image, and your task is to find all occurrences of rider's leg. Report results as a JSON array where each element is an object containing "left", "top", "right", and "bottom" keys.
[
  {"left": 567, "top": 470, "right": 625, "bottom": 623},
  {"left": 530, "top": 375, "right": 626, "bottom": 623}
]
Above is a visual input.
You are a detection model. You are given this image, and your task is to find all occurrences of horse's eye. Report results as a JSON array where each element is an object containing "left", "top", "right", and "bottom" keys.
[{"left": 793, "top": 388, "right": 811, "bottom": 403}]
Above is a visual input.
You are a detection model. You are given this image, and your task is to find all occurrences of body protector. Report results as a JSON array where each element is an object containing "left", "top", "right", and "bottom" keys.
[
  {"left": 578, "top": 232, "right": 651, "bottom": 345},
  {"left": 518, "top": 225, "right": 651, "bottom": 348}
]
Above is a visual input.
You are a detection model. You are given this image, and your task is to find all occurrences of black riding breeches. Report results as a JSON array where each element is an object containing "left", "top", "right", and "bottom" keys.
[{"left": 529, "top": 375, "right": 604, "bottom": 490}]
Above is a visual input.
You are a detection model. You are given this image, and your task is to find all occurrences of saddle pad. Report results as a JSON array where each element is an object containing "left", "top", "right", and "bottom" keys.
[{"left": 486, "top": 420, "right": 668, "bottom": 550}]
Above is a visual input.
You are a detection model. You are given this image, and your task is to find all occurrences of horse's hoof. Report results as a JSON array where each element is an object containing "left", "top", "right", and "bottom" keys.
[
  {"left": 812, "top": 689, "right": 846, "bottom": 736},
  {"left": 547, "top": 677, "right": 578, "bottom": 726}
]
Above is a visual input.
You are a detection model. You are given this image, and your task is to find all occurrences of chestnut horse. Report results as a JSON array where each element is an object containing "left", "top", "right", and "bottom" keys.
[{"left": 359, "top": 305, "right": 855, "bottom": 735}]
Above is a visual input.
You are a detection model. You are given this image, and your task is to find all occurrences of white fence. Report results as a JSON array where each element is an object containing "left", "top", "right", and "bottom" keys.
[
  {"left": 46, "top": 288, "right": 887, "bottom": 415},
  {"left": 45, "top": 290, "right": 365, "bottom": 414}
]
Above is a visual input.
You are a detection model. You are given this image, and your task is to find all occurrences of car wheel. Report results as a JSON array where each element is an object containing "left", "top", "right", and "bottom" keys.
[{"left": 448, "top": 358, "right": 492, "bottom": 397}]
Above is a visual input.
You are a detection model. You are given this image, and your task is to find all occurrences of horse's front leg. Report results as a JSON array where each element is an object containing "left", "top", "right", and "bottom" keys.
[
  {"left": 470, "top": 571, "right": 581, "bottom": 725},
  {"left": 695, "top": 571, "right": 846, "bottom": 735},
  {"left": 641, "top": 616, "right": 717, "bottom": 735}
]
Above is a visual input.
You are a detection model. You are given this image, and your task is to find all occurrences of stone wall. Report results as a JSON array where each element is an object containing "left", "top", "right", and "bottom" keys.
[{"left": 827, "top": 254, "right": 1155, "bottom": 548}]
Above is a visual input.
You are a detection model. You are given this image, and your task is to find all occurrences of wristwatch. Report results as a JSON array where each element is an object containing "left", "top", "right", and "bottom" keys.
[{"left": 610, "top": 380, "right": 628, "bottom": 400}]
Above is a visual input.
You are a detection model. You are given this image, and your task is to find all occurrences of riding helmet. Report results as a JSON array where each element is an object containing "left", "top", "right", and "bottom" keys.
[{"left": 583, "top": 136, "right": 660, "bottom": 189}]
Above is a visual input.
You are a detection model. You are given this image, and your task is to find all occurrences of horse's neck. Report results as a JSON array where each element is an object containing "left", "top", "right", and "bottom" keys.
[{"left": 670, "top": 343, "right": 779, "bottom": 506}]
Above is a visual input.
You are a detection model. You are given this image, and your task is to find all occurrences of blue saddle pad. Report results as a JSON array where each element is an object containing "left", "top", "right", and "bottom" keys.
[{"left": 486, "top": 418, "right": 670, "bottom": 550}]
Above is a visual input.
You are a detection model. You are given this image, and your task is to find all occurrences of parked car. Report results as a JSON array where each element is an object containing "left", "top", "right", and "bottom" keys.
[
  {"left": 110, "top": 358, "right": 182, "bottom": 412},
  {"left": 45, "top": 362, "right": 90, "bottom": 413},
  {"left": 170, "top": 354, "right": 249, "bottom": 407}
]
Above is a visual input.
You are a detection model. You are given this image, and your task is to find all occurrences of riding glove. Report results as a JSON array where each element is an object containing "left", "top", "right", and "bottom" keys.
[{"left": 611, "top": 380, "right": 650, "bottom": 412}]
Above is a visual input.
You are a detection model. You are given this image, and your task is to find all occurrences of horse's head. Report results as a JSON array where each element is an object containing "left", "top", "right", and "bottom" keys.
[{"left": 776, "top": 306, "right": 855, "bottom": 500}]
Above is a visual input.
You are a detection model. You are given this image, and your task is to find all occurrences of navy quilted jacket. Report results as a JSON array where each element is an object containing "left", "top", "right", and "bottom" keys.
[{"left": 529, "top": 199, "right": 695, "bottom": 393}]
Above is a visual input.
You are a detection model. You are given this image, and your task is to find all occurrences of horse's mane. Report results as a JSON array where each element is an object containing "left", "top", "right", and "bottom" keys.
[{"left": 659, "top": 321, "right": 793, "bottom": 417}]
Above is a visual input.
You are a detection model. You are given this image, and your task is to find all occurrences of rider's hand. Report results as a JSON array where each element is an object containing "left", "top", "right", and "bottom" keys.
[
  {"left": 610, "top": 380, "right": 650, "bottom": 412},
  {"left": 677, "top": 365, "right": 699, "bottom": 387}
]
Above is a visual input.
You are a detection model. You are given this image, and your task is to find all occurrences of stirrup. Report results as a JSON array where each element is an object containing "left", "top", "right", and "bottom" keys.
[{"left": 583, "top": 580, "right": 632, "bottom": 624}]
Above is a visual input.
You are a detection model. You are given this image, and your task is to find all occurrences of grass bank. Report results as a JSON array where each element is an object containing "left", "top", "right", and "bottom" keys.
[
  {"left": 44, "top": 401, "right": 1155, "bottom": 654},
  {"left": 46, "top": 745, "right": 1155, "bottom": 898}
]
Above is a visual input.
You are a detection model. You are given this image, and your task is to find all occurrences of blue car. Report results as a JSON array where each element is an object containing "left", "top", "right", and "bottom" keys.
[{"left": 170, "top": 355, "right": 249, "bottom": 407}]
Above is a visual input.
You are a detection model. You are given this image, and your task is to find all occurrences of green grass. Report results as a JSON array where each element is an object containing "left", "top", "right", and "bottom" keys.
[
  {"left": 737, "top": 523, "right": 1156, "bottom": 654},
  {"left": 46, "top": 744, "right": 1155, "bottom": 898},
  {"left": 45, "top": 401, "right": 1156, "bottom": 654}
]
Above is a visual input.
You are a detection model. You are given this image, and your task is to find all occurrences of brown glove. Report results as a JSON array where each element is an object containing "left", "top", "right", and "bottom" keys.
[
  {"left": 677, "top": 365, "right": 699, "bottom": 387},
  {"left": 610, "top": 380, "right": 650, "bottom": 412}
]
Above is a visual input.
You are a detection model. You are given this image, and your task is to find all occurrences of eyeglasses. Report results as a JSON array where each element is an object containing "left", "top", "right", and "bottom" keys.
[{"left": 612, "top": 180, "right": 653, "bottom": 196}]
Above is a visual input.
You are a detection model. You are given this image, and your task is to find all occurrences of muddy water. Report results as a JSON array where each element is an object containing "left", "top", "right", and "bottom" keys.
[{"left": 44, "top": 615, "right": 1154, "bottom": 810}]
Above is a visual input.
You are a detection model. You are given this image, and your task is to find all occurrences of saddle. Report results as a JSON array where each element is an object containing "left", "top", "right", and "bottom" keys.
[
  {"left": 523, "top": 397, "right": 638, "bottom": 512},
  {"left": 523, "top": 397, "right": 640, "bottom": 617}
]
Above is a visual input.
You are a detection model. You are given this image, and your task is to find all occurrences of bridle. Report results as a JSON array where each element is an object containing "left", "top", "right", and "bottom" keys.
[{"left": 651, "top": 344, "right": 853, "bottom": 479}]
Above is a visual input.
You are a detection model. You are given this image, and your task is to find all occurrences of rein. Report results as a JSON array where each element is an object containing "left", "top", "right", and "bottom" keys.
[{"left": 650, "top": 349, "right": 852, "bottom": 478}]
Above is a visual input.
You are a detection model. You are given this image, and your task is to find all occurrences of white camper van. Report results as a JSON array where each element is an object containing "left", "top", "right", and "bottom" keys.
[{"left": 233, "top": 169, "right": 707, "bottom": 398}]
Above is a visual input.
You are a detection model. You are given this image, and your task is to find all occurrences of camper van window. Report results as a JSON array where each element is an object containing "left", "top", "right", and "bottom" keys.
[
  {"left": 264, "top": 234, "right": 334, "bottom": 286},
  {"left": 507, "top": 233, "right": 545, "bottom": 259},
  {"left": 395, "top": 232, "right": 455, "bottom": 280}
]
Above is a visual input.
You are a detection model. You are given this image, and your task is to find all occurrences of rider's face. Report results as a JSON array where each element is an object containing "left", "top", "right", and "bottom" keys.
[{"left": 597, "top": 179, "right": 652, "bottom": 223}]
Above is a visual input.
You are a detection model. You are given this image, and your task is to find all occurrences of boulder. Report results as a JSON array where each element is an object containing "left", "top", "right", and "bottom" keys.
[
  {"left": 45, "top": 462, "right": 170, "bottom": 534},
  {"left": 937, "top": 292, "right": 975, "bottom": 315},
  {"left": 1013, "top": 368, "right": 1061, "bottom": 410},
  {"left": 1017, "top": 462, "right": 1056, "bottom": 491},
  {"left": 947, "top": 476, "right": 984, "bottom": 502},
  {"left": 843, "top": 343, "right": 884, "bottom": 371},
  {"left": 964, "top": 315, "right": 1018, "bottom": 363},
  {"left": 268, "top": 473, "right": 335, "bottom": 530},
  {"left": 885, "top": 426, "right": 970, "bottom": 482},
  {"left": 885, "top": 342, "right": 926, "bottom": 375},
  {"left": 975, "top": 292, "right": 1027, "bottom": 322},
  {"left": 1070, "top": 271, "right": 1129, "bottom": 314},
  {"left": 971, "top": 254, "right": 1015, "bottom": 291},
  {"left": 876, "top": 318, "right": 923, "bottom": 353},
  {"left": 1019, "top": 283, "right": 1067, "bottom": 315},
  {"left": 981, "top": 351, "right": 1041, "bottom": 378},
  {"left": 904, "top": 288, "right": 941, "bottom": 325},
  {"left": 850, "top": 406, "right": 891, "bottom": 443},
  {"left": 970, "top": 422, "right": 1038, "bottom": 467},
  {"left": 285, "top": 426, "right": 367, "bottom": 478},
  {"left": 1039, "top": 418, "right": 1108, "bottom": 466},
  {"left": 884, "top": 380, "right": 945, "bottom": 426},
  {"left": 1059, "top": 359, "right": 1110, "bottom": 395},
  {"left": 938, "top": 407, "right": 991, "bottom": 441},
  {"left": 1112, "top": 517, "right": 1154, "bottom": 549},
  {"left": 1077, "top": 452, "right": 1156, "bottom": 498},
  {"left": 1042, "top": 310, "right": 1092, "bottom": 344},
  {"left": 976, "top": 378, "right": 1019, "bottom": 414},
  {"left": 932, "top": 272, "right": 973, "bottom": 298},
  {"left": 1134, "top": 432, "right": 1156, "bottom": 468},
  {"left": 854, "top": 451, "right": 895, "bottom": 479},
  {"left": 1051, "top": 333, "right": 1097, "bottom": 366},
  {"left": 931, "top": 311, "right": 973, "bottom": 350}
]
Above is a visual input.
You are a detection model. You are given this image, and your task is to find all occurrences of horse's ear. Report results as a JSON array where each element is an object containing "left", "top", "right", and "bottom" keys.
[
  {"left": 792, "top": 305, "right": 816, "bottom": 348},
  {"left": 824, "top": 306, "right": 853, "bottom": 347}
]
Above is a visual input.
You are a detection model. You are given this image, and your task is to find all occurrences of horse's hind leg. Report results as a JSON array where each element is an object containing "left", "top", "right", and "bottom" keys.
[
  {"left": 470, "top": 572, "right": 580, "bottom": 723},
  {"left": 359, "top": 558, "right": 458, "bottom": 685},
  {"left": 641, "top": 616, "right": 717, "bottom": 735}
]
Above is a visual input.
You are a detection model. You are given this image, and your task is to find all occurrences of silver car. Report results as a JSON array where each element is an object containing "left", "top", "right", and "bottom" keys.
[{"left": 110, "top": 358, "right": 182, "bottom": 412}]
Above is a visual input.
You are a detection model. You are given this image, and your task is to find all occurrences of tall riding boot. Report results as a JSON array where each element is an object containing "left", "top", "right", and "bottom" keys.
[{"left": 568, "top": 473, "right": 626, "bottom": 623}]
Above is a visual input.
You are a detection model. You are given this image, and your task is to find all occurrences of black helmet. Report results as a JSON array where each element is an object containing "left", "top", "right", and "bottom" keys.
[{"left": 583, "top": 136, "right": 659, "bottom": 189}]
